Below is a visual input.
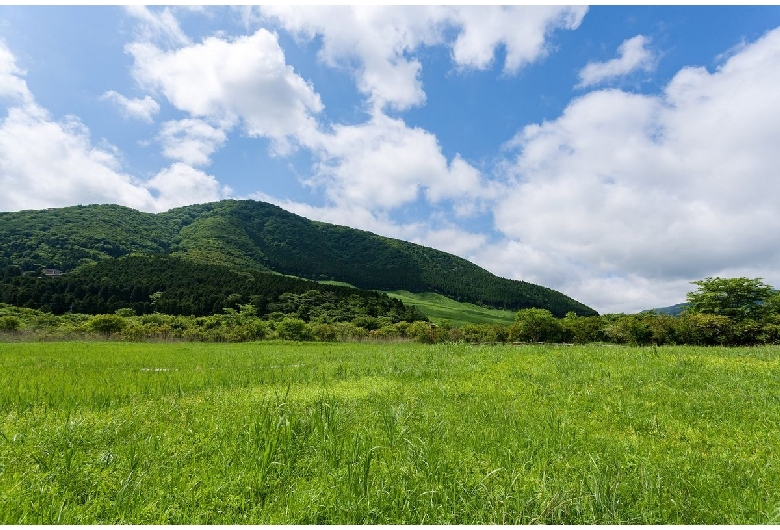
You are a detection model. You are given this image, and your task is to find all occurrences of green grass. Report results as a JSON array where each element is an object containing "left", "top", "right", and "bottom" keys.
[
  {"left": 385, "top": 290, "right": 516, "bottom": 326},
  {"left": 1, "top": 341, "right": 780, "bottom": 523},
  {"left": 318, "top": 280, "right": 357, "bottom": 288}
]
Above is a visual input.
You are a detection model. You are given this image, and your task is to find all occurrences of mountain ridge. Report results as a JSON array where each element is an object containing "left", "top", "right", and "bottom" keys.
[{"left": 0, "top": 199, "right": 598, "bottom": 317}]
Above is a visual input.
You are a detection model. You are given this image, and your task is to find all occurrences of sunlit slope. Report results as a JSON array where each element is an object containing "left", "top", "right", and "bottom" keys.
[{"left": 385, "top": 290, "right": 516, "bottom": 326}]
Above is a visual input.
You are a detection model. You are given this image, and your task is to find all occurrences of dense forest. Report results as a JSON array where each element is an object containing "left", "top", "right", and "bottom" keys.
[
  {"left": 0, "top": 200, "right": 596, "bottom": 316},
  {"left": 0, "top": 255, "right": 426, "bottom": 323}
]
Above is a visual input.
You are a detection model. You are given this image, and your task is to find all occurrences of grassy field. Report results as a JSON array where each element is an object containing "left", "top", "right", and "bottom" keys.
[
  {"left": 385, "top": 290, "right": 517, "bottom": 326},
  {"left": 1, "top": 341, "right": 779, "bottom": 524}
]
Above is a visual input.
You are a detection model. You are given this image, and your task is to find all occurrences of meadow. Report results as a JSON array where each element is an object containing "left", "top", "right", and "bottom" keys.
[
  {"left": 384, "top": 290, "right": 517, "bottom": 326},
  {"left": 1, "top": 341, "right": 779, "bottom": 524}
]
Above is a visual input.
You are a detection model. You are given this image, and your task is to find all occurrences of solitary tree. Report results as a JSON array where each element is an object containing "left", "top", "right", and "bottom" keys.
[
  {"left": 512, "top": 308, "right": 562, "bottom": 343},
  {"left": 685, "top": 277, "right": 775, "bottom": 321}
]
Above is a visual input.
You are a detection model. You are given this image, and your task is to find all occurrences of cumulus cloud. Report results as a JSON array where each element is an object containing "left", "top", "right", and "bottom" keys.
[
  {"left": 146, "top": 162, "right": 232, "bottom": 211},
  {"left": 126, "top": 28, "right": 323, "bottom": 147},
  {"left": 489, "top": 26, "right": 780, "bottom": 313},
  {"left": 0, "top": 105, "right": 157, "bottom": 212},
  {"left": 117, "top": 6, "right": 519, "bottom": 230},
  {"left": 416, "top": 226, "right": 488, "bottom": 258},
  {"left": 124, "top": 5, "right": 191, "bottom": 48},
  {"left": 259, "top": 6, "right": 444, "bottom": 111},
  {"left": 450, "top": 5, "right": 587, "bottom": 73},
  {"left": 101, "top": 90, "right": 160, "bottom": 122},
  {"left": 0, "top": 101, "right": 230, "bottom": 212},
  {"left": 302, "top": 112, "right": 489, "bottom": 212},
  {"left": 158, "top": 119, "right": 227, "bottom": 166},
  {"left": 577, "top": 35, "right": 655, "bottom": 88},
  {"left": 0, "top": 41, "right": 229, "bottom": 213},
  {"left": 260, "top": 5, "right": 586, "bottom": 111},
  {"left": 0, "top": 40, "right": 33, "bottom": 105}
]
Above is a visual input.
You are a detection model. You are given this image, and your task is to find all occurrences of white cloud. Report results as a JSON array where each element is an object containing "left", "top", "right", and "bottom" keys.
[
  {"left": 101, "top": 90, "right": 160, "bottom": 123},
  {"left": 127, "top": 29, "right": 323, "bottom": 147},
  {"left": 0, "top": 100, "right": 231, "bottom": 213},
  {"left": 260, "top": 6, "right": 586, "bottom": 111},
  {"left": 146, "top": 162, "right": 232, "bottom": 211},
  {"left": 450, "top": 6, "right": 587, "bottom": 73},
  {"left": 577, "top": 35, "right": 655, "bottom": 88},
  {"left": 491, "top": 26, "right": 780, "bottom": 313},
  {"left": 0, "top": 42, "right": 229, "bottom": 214},
  {"left": 0, "top": 40, "right": 33, "bottom": 105},
  {"left": 416, "top": 227, "right": 487, "bottom": 258},
  {"left": 0, "top": 104, "right": 156, "bottom": 212},
  {"left": 302, "top": 112, "right": 488, "bottom": 212},
  {"left": 158, "top": 119, "right": 227, "bottom": 166},
  {"left": 259, "top": 6, "right": 443, "bottom": 111},
  {"left": 124, "top": 5, "right": 191, "bottom": 48}
]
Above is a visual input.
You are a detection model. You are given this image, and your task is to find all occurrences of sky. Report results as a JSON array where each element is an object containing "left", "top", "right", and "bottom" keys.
[{"left": 2, "top": 5, "right": 780, "bottom": 314}]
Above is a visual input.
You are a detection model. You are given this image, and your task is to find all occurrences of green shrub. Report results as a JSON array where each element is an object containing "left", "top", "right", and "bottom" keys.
[
  {"left": 276, "top": 317, "right": 312, "bottom": 341},
  {"left": 310, "top": 323, "right": 338, "bottom": 342},
  {"left": 512, "top": 308, "right": 563, "bottom": 343},
  {"left": 88, "top": 314, "right": 127, "bottom": 336},
  {"left": 0, "top": 315, "right": 21, "bottom": 333},
  {"left": 407, "top": 321, "right": 435, "bottom": 343}
]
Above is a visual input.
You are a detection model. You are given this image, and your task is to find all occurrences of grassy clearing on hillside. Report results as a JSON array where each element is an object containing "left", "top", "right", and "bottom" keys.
[
  {"left": 1, "top": 342, "right": 779, "bottom": 523},
  {"left": 318, "top": 280, "right": 357, "bottom": 288},
  {"left": 385, "top": 290, "right": 516, "bottom": 326}
]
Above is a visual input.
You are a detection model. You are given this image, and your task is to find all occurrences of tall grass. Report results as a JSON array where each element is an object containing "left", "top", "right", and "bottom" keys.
[{"left": 1, "top": 342, "right": 779, "bottom": 523}]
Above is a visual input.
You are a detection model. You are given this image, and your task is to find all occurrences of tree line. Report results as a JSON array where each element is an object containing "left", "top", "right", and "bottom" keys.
[{"left": 2, "top": 276, "right": 780, "bottom": 346}]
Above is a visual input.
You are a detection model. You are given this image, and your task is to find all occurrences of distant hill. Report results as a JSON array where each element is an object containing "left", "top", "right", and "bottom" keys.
[
  {"left": 0, "top": 199, "right": 597, "bottom": 317},
  {"left": 644, "top": 303, "right": 688, "bottom": 316}
]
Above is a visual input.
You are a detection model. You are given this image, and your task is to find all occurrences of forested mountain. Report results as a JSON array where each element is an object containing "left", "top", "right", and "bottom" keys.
[{"left": 0, "top": 200, "right": 597, "bottom": 316}]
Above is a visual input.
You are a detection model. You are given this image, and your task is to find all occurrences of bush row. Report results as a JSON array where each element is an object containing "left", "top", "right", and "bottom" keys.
[{"left": 4, "top": 304, "right": 780, "bottom": 346}]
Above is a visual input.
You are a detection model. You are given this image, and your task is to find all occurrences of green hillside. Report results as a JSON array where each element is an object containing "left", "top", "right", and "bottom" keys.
[
  {"left": 385, "top": 290, "right": 516, "bottom": 327},
  {"left": 0, "top": 204, "right": 178, "bottom": 270},
  {"left": 0, "top": 199, "right": 597, "bottom": 317}
]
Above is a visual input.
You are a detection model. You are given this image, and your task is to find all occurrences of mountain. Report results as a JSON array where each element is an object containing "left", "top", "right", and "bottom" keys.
[
  {"left": 0, "top": 199, "right": 597, "bottom": 317},
  {"left": 643, "top": 303, "right": 688, "bottom": 316}
]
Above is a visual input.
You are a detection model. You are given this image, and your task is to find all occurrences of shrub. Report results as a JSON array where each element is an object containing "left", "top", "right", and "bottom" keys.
[
  {"left": 332, "top": 322, "right": 368, "bottom": 341},
  {"left": 0, "top": 315, "right": 21, "bottom": 333},
  {"left": 276, "top": 317, "right": 312, "bottom": 341},
  {"left": 512, "top": 308, "right": 563, "bottom": 343},
  {"left": 407, "top": 321, "right": 435, "bottom": 343},
  {"left": 88, "top": 314, "right": 127, "bottom": 336},
  {"left": 561, "top": 313, "right": 604, "bottom": 343},
  {"left": 310, "top": 323, "right": 338, "bottom": 342},
  {"left": 675, "top": 313, "right": 733, "bottom": 346}
]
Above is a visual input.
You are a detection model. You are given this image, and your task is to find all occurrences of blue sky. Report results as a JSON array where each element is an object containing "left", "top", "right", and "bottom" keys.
[{"left": 2, "top": 5, "right": 780, "bottom": 314}]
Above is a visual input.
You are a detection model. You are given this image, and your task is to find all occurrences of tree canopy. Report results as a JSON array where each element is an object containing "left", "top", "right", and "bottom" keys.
[{"left": 685, "top": 277, "right": 776, "bottom": 321}]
